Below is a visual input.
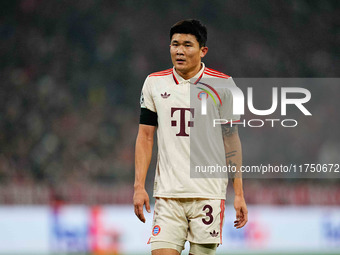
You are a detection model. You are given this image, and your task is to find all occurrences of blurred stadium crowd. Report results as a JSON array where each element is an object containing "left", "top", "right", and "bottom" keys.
[{"left": 0, "top": 0, "right": 339, "bottom": 204}]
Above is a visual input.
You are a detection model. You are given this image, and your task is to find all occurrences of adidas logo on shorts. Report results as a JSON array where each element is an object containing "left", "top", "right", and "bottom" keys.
[{"left": 210, "top": 230, "right": 219, "bottom": 237}]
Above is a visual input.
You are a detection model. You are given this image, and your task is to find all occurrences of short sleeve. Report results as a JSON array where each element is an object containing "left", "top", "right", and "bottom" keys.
[
  {"left": 219, "top": 77, "right": 240, "bottom": 122},
  {"left": 140, "top": 76, "right": 156, "bottom": 113}
]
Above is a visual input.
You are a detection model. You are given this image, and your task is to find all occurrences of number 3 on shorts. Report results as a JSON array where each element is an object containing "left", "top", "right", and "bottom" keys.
[{"left": 202, "top": 204, "right": 213, "bottom": 225}]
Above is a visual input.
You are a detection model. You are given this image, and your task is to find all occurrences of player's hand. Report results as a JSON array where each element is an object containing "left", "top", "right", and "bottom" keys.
[
  {"left": 133, "top": 187, "right": 151, "bottom": 223},
  {"left": 234, "top": 194, "right": 248, "bottom": 229}
]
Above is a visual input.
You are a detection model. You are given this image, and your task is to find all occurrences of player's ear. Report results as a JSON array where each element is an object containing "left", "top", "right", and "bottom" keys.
[{"left": 200, "top": 46, "right": 208, "bottom": 58}]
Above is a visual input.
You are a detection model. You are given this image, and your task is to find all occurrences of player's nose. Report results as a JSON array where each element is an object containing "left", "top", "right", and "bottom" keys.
[{"left": 176, "top": 45, "right": 185, "bottom": 54}]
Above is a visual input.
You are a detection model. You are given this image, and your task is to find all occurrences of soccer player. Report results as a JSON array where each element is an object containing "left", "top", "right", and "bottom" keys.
[{"left": 134, "top": 19, "right": 248, "bottom": 255}]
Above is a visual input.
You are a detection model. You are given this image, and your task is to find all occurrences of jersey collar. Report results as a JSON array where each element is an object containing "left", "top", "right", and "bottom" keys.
[{"left": 172, "top": 62, "right": 205, "bottom": 85}]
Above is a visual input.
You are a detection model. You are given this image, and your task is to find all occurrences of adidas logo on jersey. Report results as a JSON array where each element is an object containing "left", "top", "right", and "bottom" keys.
[
  {"left": 210, "top": 230, "right": 219, "bottom": 237},
  {"left": 161, "top": 92, "right": 170, "bottom": 98}
]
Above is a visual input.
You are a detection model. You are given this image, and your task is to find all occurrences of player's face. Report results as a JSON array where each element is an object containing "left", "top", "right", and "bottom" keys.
[{"left": 170, "top": 33, "right": 208, "bottom": 79}]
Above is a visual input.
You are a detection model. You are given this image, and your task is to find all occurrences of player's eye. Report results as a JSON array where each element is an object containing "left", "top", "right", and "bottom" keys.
[{"left": 185, "top": 44, "right": 192, "bottom": 47}]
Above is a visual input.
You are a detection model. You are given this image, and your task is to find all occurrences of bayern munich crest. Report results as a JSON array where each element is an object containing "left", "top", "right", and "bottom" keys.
[{"left": 152, "top": 225, "right": 161, "bottom": 236}]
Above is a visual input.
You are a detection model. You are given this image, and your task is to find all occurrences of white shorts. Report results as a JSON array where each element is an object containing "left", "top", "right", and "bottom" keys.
[{"left": 148, "top": 198, "right": 225, "bottom": 250}]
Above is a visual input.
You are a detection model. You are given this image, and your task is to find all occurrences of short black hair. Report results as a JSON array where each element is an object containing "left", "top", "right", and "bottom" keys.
[{"left": 170, "top": 19, "right": 207, "bottom": 47}]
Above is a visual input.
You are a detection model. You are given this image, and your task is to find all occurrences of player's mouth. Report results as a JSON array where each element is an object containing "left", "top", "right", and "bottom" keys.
[{"left": 176, "top": 59, "right": 186, "bottom": 64}]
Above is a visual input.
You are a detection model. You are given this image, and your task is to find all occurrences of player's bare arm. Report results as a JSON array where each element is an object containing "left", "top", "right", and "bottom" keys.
[
  {"left": 134, "top": 124, "right": 156, "bottom": 223},
  {"left": 222, "top": 125, "right": 248, "bottom": 229}
]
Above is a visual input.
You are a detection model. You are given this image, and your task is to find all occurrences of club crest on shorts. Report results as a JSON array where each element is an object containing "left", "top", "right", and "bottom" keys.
[{"left": 152, "top": 225, "right": 161, "bottom": 236}]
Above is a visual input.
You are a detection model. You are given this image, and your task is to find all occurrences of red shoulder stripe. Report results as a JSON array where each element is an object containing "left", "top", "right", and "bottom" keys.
[
  {"left": 205, "top": 67, "right": 223, "bottom": 73},
  {"left": 205, "top": 70, "right": 230, "bottom": 78},
  {"left": 204, "top": 72, "right": 229, "bottom": 79},
  {"left": 150, "top": 69, "right": 172, "bottom": 74},
  {"left": 205, "top": 67, "right": 228, "bottom": 74},
  {"left": 205, "top": 68, "right": 230, "bottom": 78},
  {"left": 149, "top": 69, "right": 172, "bottom": 77},
  {"left": 204, "top": 71, "right": 230, "bottom": 79},
  {"left": 205, "top": 69, "right": 229, "bottom": 76},
  {"left": 149, "top": 73, "right": 172, "bottom": 77},
  {"left": 149, "top": 72, "right": 172, "bottom": 77},
  {"left": 205, "top": 73, "right": 229, "bottom": 79}
]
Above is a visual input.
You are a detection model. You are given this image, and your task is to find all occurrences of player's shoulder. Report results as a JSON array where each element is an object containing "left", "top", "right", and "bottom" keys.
[
  {"left": 143, "top": 68, "right": 173, "bottom": 88},
  {"left": 204, "top": 67, "right": 230, "bottom": 79},
  {"left": 148, "top": 68, "right": 173, "bottom": 78}
]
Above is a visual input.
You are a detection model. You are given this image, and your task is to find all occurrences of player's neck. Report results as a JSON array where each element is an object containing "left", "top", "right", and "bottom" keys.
[{"left": 176, "top": 63, "right": 202, "bottom": 80}]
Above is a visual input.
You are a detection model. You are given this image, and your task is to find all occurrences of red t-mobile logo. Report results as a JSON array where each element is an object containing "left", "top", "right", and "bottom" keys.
[{"left": 171, "top": 107, "right": 195, "bottom": 136}]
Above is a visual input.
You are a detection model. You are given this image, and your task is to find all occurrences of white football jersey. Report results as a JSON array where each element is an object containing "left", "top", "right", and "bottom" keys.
[{"left": 140, "top": 63, "right": 240, "bottom": 199}]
